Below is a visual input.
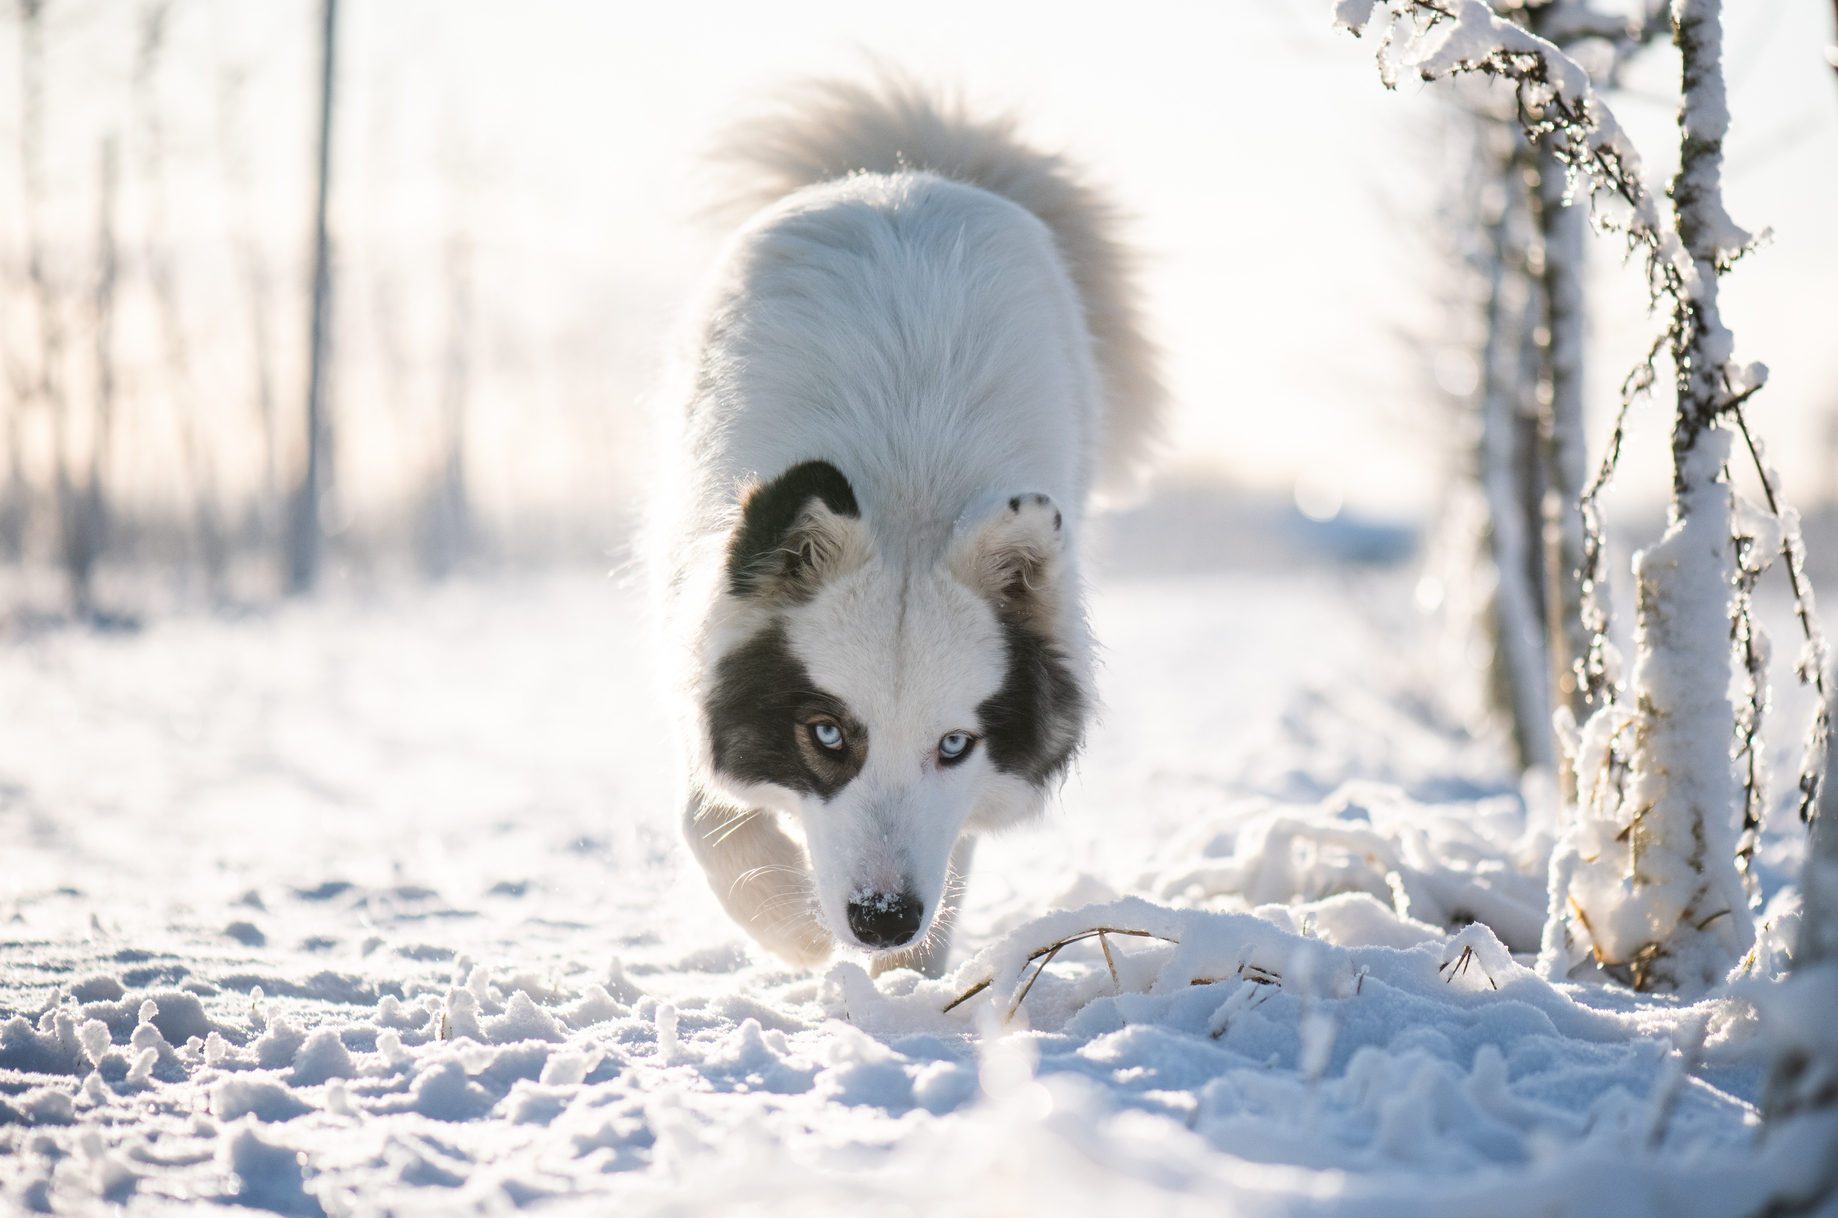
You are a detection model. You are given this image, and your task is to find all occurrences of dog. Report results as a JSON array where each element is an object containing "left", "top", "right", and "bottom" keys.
[{"left": 651, "top": 75, "right": 1162, "bottom": 976}]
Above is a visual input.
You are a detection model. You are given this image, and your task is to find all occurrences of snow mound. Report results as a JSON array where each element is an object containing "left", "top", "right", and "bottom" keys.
[{"left": 0, "top": 575, "right": 1808, "bottom": 1215}]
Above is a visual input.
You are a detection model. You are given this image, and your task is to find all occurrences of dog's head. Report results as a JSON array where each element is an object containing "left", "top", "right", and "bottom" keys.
[{"left": 699, "top": 459, "right": 1086, "bottom": 959}]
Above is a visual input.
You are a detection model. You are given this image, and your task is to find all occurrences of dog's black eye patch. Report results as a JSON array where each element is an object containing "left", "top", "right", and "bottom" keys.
[
  {"left": 706, "top": 617, "right": 866, "bottom": 798},
  {"left": 976, "top": 615, "right": 1085, "bottom": 787},
  {"left": 726, "top": 460, "right": 860, "bottom": 601}
]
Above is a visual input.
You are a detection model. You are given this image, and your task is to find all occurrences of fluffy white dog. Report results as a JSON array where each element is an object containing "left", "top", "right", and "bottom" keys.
[{"left": 651, "top": 76, "right": 1162, "bottom": 975}]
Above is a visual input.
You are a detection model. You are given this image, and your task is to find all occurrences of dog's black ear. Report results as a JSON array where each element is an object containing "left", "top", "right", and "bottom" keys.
[
  {"left": 727, "top": 461, "right": 869, "bottom": 603},
  {"left": 947, "top": 492, "right": 1066, "bottom": 631}
]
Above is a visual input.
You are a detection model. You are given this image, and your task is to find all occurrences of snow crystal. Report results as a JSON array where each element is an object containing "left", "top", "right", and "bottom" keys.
[
  {"left": 15, "top": 1088, "right": 76, "bottom": 1127},
  {"left": 122, "top": 1047, "right": 157, "bottom": 1087},
  {"left": 324, "top": 1078, "right": 355, "bottom": 1117},
  {"left": 562, "top": 983, "right": 628, "bottom": 1028},
  {"left": 655, "top": 1002, "right": 679, "bottom": 1065},
  {"left": 81, "top": 1130, "right": 138, "bottom": 1203},
  {"left": 76, "top": 1018, "right": 110, "bottom": 1066},
  {"left": 442, "top": 988, "right": 486, "bottom": 1043},
  {"left": 213, "top": 1075, "right": 314, "bottom": 1122},
  {"left": 1332, "top": 0, "right": 1378, "bottom": 30},
  {"left": 374, "top": 1028, "right": 409, "bottom": 1067},
  {"left": 222, "top": 1122, "right": 322, "bottom": 1217},
  {"left": 254, "top": 1017, "right": 309, "bottom": 1068},
  {"left": 404, "top": 1057, "right": 496, "bottom": 1121},
  {"left": 290, "top": 1027, "right": 357, "bottom": 1085},
  {"left": 0, "top": 1012, "right": 84, "bottom": 1076},
  {"left": 537, "top": 1045, "right": 599, "bottom": 1086},
  {"left": 483, "top": 990, "right": 567, "bottom": 1044}
]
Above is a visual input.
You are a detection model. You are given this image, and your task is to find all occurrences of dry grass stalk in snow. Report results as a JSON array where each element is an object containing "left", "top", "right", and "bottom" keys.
[
  {"left": 942, "top": 927, "right": 1176, "bottom": 1019},
  {"left": 940, "top": 920, "right": 1297, "bottom": 1031}
]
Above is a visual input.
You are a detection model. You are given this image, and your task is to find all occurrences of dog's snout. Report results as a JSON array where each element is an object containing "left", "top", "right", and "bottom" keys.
[{"left": 845, "top": 889, "right": 923, "bottom": 949}]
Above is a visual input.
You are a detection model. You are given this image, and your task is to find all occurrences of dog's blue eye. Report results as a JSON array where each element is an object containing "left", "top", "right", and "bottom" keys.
[
  {"left": 937, "top": 733, "right": 975, "bottom": 764},
  {"left": 810, "top": 720, "right": 845, "bottom": 751}
]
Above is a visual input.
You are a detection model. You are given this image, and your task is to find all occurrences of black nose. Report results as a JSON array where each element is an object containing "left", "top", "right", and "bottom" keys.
[{"left": 846, "top": 889, "right": 923, "bottom": 949}]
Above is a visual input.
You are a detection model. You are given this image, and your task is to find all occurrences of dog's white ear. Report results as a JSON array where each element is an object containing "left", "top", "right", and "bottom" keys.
[
  {"left": 727, "top": 460, "right": 871, "bottom": 604},
  {"left": 947, "top": 493, "right": 1065, "bottom": 628}
]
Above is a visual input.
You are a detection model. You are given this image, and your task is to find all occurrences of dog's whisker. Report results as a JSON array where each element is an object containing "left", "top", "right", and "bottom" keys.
[
  {"left": 727, "top": 863, "right": 804, "bottom": 899},
  {"left": 704, "top": 808, "right": 763, "bottom": 846}
]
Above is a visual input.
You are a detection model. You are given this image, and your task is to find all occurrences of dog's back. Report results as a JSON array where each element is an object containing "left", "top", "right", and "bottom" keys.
[{"left": 708, "top": 75, "right": 1164, "bottom": 500}]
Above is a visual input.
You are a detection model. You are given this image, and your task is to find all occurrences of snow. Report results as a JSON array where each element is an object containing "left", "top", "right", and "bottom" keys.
[{"left": 0, "top": 569, "right": 1819, "bottom": 1214}]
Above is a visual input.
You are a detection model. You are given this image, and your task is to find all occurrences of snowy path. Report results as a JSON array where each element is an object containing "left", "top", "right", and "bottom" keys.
[{"left": 0, "top": 569, "right": 1799, "bottom": 1216}]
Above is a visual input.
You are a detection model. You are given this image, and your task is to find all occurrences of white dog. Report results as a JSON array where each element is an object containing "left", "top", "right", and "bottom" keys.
[{"left": 651, "top": 76, "right": 1161, "bottom": 975}]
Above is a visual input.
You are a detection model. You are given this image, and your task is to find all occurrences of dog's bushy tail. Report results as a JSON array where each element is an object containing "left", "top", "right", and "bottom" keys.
[{"left": 710, "top": 73, "right": 1164, "bottom": 499}]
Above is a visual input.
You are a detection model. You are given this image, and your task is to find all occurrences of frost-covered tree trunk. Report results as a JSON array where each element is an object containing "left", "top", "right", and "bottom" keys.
[
  {"left": 1476, "top": 178, "right": 1553, "bottom": 772},
  {"left": 1759, "top": 684, "right": 1838, "bottom": 1214},
  {"left": 1429, "top": 0, "right": 1652, "bottom": 780},
  {"left": 1335, "top": 0, "right": 1824, "bottom": 995},
  {"left": 1529, "top": 142, "right": 1591, "bottom": 787},
  {"left": 1552, "top": 0, "right": 1759, "bottom": 993}
]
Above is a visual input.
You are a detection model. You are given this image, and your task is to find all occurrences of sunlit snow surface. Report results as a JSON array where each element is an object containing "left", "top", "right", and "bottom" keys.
[{"left": 0, "top": 568, "right": 1810, "bottom": 1216}]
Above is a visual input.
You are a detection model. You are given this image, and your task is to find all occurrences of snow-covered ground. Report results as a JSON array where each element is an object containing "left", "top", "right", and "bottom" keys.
[{"left": 0, "top": 553, "right": 1820, "bottom": 1216}]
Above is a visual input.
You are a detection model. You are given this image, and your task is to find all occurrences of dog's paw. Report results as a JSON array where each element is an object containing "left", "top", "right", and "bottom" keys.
[
  {"left": 1004, "top": 492, "right": 1063, "bottom": 535},
  {"left": 869, "top": 938, "right": 948, "bottom": 980},
  {"left": 754, "top": 912, "right": 834, "bottom": 969},
  {"left": 737, "top": 874, "right": 834, "bottom": 968}
]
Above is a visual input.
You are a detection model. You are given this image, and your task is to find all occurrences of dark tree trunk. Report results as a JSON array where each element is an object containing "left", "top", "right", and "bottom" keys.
[{"left": 288, "top": 0, "right": 339, "bottom": 594}]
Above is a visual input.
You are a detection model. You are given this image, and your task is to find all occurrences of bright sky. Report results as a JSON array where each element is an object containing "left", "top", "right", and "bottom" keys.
[{"left": 5, "top": 0, "right": 1834, "bottom": 528}]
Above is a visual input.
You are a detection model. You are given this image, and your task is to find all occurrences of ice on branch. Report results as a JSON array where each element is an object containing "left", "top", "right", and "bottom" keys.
[{"left": 1339, "top": 0, "right": 1679, "bottom": 290}]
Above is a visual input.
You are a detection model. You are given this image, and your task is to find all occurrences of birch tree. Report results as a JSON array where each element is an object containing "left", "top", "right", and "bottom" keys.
[
  {"left": 1333, "top": 0, "right": 1828, "bottom": 994},
  {"left": 1424, "top": 0, "right": 1664, "bottom": 780},
  {"left": 1526, "top": 2, "right": 1670, "bottom": 790}
]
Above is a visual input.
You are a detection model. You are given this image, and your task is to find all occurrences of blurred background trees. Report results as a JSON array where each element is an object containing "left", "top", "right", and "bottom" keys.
[
  {"left": 1, "top": 0, "right": 648, "bottom": 620},
  {"left": 5, "top": 1, "right": 1832, "bottom": 629}
]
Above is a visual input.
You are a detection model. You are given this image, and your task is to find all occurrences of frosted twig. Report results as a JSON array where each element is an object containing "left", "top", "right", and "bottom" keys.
[
  {"left": 1336, "top": 0, "right": 1682, "bottom": 710},
  {"left": 1730, "top": 406, "right": 1831, "bottom": 826},
  {"left": 1730, "top": 521, "right": 1768, "bottom": 881},
  {"left": 941, "top": 927, "right": 1175, "bottom": 1018}
]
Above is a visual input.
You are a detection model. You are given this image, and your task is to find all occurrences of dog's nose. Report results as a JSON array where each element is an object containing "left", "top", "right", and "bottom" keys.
[{"left": 846, "top": 889, "right": 923, "bottom": 949}]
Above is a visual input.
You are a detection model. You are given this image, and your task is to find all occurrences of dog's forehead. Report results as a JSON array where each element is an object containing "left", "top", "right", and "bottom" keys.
[{"left": 783, "top": 561, "right": 1006, "bottom": 725}]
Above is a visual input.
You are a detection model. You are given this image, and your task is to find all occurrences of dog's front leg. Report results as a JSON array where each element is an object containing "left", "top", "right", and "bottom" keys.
[
  {"left": 683, "top": 790, "right": 833, "bottom": 968},
  {"left": 870, "top": 835, "right": 976, "bottom": 980}
]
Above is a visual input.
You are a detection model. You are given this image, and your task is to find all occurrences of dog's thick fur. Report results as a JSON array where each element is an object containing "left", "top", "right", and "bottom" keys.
[{"left": 652, "top": 76, "right": 1162, "bottom": 975}]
